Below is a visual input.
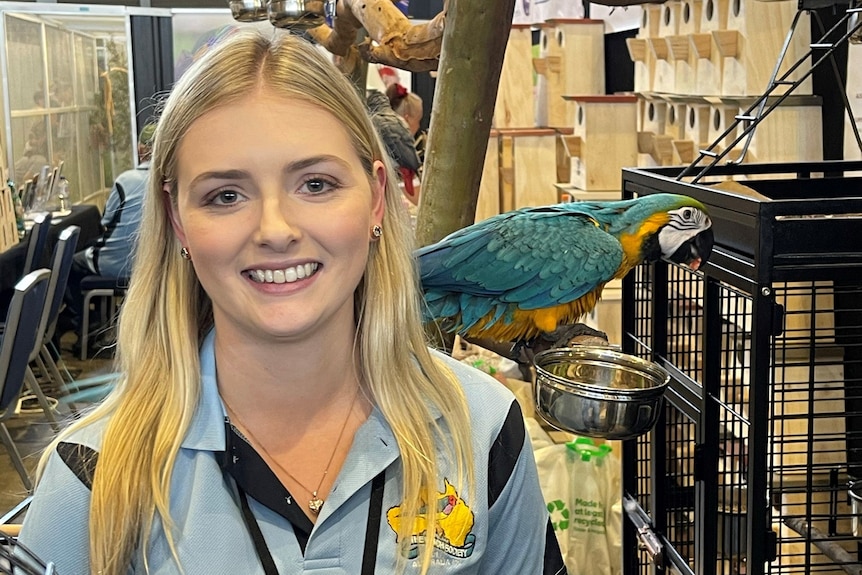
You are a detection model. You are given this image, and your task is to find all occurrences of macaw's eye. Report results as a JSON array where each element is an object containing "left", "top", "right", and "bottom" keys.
[{"left": 683, "top": 208, "right": 693, "bottom": 219}]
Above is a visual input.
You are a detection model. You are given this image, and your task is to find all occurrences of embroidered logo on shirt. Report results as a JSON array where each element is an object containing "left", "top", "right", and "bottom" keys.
[{"left": 386, "top": 478, "right": 476, "bottom": 559}]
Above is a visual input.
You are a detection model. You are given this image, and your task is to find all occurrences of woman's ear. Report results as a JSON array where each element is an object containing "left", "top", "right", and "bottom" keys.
[
  {"left": 371, "top": 160, "right": 386, "bottom": 222},
  {"left": 163, "top": 185, "right": 188, "bottom": 247}
]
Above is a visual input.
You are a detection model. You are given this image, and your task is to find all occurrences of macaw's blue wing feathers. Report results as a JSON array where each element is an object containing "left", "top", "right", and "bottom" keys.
[
  {"left": 418, "top": 207, "right": 623, "bottom": 339},
  {"left": 417, "top": 194, "right": 714, "bottom": 343}
]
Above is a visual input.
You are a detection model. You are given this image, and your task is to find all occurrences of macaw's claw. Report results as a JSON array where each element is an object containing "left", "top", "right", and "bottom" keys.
[{"left": 542, "top": 323, "right": 610, "bottom": 349}]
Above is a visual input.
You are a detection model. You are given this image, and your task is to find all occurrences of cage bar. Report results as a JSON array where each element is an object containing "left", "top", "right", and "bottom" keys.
[{"left": 621, "top": 160, "right": 862, "bottom": 575}]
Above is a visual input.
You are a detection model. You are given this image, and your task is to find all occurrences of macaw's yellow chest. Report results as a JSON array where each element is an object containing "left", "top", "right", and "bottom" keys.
[{"left": 464, "top": 290, "right": 604, "bottom": 342}]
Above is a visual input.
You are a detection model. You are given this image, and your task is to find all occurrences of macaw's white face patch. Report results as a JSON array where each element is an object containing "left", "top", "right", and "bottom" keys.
[{"left": 658, "top": 206, "right": 713, "bottom": 269}]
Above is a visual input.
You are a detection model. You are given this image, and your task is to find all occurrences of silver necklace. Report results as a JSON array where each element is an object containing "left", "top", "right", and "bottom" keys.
[{"left": 225, "top": 387, "right": 359, "bottom": 515}]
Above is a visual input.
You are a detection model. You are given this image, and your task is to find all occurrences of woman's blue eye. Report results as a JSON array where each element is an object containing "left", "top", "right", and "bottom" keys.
[
  {"left": 302, "top": 177, "right": 338, "bottom": 194},
  {"left": 212, "top": 190, "right": 241, "bottom": 205}
]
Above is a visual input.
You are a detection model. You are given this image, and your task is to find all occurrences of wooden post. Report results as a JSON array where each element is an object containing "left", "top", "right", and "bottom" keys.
[{"left": 414, "top": 1, "right": 516, "bottom": 248}]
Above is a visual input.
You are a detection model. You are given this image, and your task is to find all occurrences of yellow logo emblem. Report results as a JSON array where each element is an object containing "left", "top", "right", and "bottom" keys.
[{"left": 386, "top": 478, "right": 476, "bottom": 559}]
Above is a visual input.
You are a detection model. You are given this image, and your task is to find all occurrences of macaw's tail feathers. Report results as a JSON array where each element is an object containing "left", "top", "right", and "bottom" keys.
[{"left": 422, "top": 292, "right": 502, "bottom": 335}]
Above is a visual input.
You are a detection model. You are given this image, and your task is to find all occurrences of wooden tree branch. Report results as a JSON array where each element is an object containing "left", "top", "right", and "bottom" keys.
[
  {"left": 411, "top": 1, "right": 514, "bottom": 352},
  {"left": 308, "top": 0, "right": 447, "bottom": 72},
  {"left": 465, "top": 325, "right": 610, "bottom": 381},
  {"left": 356, "top": 1, "right": 447, "bottom": 72},
  {"left": 415, "top": 2, "right": 515, "bottom": 247},
  {"left": 306, "top": 1, "right": 362, "bottom": 58},
  {"left": 309, "top": 0, "right": 665, "bottom": 72}
]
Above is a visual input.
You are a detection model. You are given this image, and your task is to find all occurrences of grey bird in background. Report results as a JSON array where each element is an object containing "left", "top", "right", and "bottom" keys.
[{"left": 366, "top": 90, "right": 421, "bottom": 195}]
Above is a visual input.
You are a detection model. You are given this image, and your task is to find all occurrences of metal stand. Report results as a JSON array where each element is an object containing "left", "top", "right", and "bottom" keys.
[{"left": 677, "top": 0, "right": 862, "bottom": 183}]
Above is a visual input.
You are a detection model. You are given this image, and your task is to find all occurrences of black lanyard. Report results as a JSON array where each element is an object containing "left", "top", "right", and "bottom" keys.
[
  {"left": 235, "top": 471, "right": 385, "bottom": 575},
  {"left": 222, "top": 418, "right": 387, "bottom": 573},
  {"left": 235, "top": 470, "right": 386, "bottom": 575}
]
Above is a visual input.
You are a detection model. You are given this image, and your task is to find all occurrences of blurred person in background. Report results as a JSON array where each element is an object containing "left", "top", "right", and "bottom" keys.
[
  {"left": 385, "top": 83, "right": 426, "bottom": 213},
  {"left": 59, "top": 123, "right": 155, "bottom": 350},
  {"left": 14, "top": 126, "right": 49, "bottom": 185},
  {"left": 386, "top": 82, "right": 426, "bottom": 168}
]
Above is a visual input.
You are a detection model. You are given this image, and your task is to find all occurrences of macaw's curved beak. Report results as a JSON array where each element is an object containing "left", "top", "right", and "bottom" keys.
[{"left": 669, "top": 227, "right": 714, "bottom": 271}]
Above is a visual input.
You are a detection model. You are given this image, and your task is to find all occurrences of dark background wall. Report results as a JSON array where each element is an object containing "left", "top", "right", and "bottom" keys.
[{"left": 130, "top": 15, "right": 173, "bottom": 132}]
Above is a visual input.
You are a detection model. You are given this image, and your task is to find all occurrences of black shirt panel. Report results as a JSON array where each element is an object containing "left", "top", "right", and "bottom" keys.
[{"left": 222, "top": 421, "right": 313, "bottom": 554}]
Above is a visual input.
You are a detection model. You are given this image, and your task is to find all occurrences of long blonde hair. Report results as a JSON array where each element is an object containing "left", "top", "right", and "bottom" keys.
[{"left": 41, "top": 31, "right": 473, "bottom": 574}]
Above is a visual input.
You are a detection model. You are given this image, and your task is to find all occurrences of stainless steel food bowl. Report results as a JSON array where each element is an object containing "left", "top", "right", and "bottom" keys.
[
  {"left": 534, "top": 347, "right": 670, "bottom": 440},
  {"left": 268, "top": 0, "right": 330, "bottom": 29},
  {"left": 229, "top": 0, "right": 268, "bottom": 21}
]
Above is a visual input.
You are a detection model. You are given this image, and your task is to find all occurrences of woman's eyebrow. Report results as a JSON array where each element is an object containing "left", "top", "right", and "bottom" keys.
[
  {"left": 188, "top": 169, "right": 248, "bottom": 189},
  {"left": 285, "top": 154, "right": 352, "bottom": 173},
  {"left": 186, "top": 155, "right": 353, "bottom": 188}
]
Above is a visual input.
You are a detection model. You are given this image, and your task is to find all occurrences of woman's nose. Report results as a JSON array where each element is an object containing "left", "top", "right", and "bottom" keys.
[{"left": 254, "top": 196, "right": 298, "bottom": 250}]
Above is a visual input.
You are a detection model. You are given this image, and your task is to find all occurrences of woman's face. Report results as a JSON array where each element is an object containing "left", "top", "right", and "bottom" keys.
[{"left": 168, "top": 89, "right": 385, "bottom": 346}]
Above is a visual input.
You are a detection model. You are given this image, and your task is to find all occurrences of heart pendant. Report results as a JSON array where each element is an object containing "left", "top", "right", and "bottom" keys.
[{"left": 309, "top": 495, "right": 324, "bottom": 514}]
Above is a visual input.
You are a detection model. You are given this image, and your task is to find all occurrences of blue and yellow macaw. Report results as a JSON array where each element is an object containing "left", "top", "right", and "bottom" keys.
[{"left": 417, "top": 193, "right": 713, "bottom": 344}]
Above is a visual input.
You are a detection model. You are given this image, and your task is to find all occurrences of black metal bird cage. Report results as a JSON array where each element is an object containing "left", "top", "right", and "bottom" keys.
[{"left": 619, "top": 159, "right": 862, "bottom": 575}]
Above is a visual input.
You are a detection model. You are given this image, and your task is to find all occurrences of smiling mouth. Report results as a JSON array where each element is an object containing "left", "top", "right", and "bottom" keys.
[{"left": 247, "top": 262, "right": 320, "bottom": 284}]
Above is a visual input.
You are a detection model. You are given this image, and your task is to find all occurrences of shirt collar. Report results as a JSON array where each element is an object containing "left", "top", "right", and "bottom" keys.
[
  {"left": 179, "top": 330, "right": 448, "bottom": 453},
  {"left": 180, "top": 328, "right": 400, "bottom": 514},
  {"left": 181, "top": 329, "right": 227, "bottom": 451}
]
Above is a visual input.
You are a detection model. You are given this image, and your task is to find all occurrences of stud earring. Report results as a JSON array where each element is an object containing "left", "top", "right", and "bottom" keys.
[
  {"left": 371, "top": 225, "right": 383, "bottom": 239},
  {"left": 180, "top": 247, "right": 191, "bottom": 260}
]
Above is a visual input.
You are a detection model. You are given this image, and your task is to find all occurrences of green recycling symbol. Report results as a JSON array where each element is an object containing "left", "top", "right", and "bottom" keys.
[{"left": 547, "top": 500, "right": 569, "bottom": 531}]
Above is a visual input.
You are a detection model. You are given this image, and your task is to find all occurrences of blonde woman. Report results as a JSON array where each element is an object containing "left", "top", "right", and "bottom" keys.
[{"left": 19, "top": 31, "right": 563, "bottom": 575}]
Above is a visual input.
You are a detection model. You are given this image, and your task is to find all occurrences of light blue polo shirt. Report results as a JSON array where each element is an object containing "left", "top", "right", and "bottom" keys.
[{"left": 19, "top": 331, "right": 554, "bottom": 573}]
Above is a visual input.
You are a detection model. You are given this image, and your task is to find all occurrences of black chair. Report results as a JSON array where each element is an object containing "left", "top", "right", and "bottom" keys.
[
  {"left": 1, "top": 522, "right": 58, "bottom": 574},
  {"left": 0, "top": 269, "right": 51, "bottom": 492},
  {"left": 21, "top": 213, "right": 52, "bottom": 275},
  {"left": 28, "top": 226, "right": 80, "bottom": 401},
  {"left": 79, "top": 275, "right": 129, "bottom": 360},
  {"left": 11, "top": 229, "right": 83, "bottom": 431}
]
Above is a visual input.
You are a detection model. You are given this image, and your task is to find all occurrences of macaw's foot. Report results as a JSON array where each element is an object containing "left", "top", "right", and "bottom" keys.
[
  {"left": 540, "top": 323, "right": 610, "bottom": 350},
  {"left": 507, "top": 325, "right": 611, "bottom": 381},
  {"left": 509, "top": 339, "right": 537, "bottom": 382}
]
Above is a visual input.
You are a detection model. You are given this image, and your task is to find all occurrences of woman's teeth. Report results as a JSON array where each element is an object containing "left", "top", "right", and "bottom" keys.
[{"left": 250, "top": 263, "right": 319, "bottom": 284}]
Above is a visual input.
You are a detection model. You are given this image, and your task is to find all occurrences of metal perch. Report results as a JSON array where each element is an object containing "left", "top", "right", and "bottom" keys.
[{"left": 782, "top": 517, "right": 862, "bottom": 575}]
